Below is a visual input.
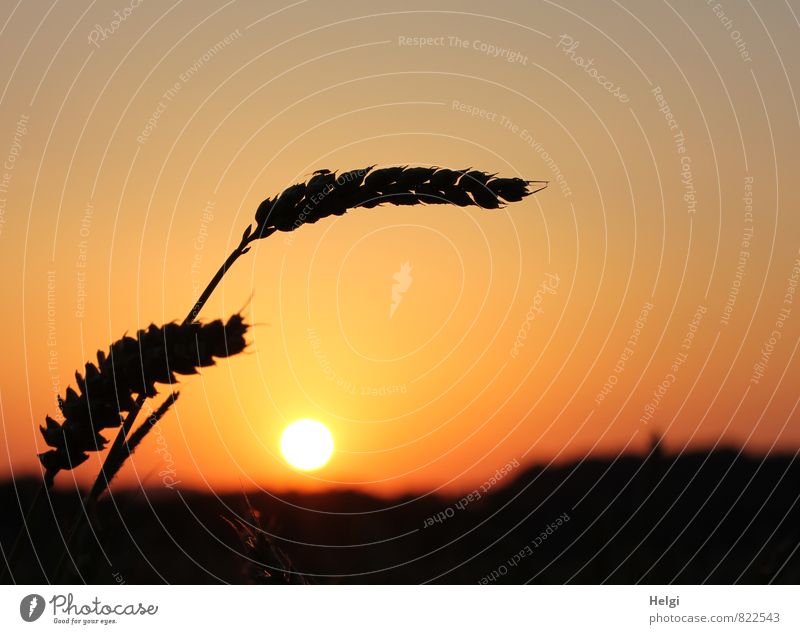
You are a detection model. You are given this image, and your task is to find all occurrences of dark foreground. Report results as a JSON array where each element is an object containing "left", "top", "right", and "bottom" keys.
[{"left": 2, "top": 446, "right": 799, "bottom": 583}]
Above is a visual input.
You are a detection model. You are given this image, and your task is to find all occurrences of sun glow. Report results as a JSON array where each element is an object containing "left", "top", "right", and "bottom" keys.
[{"left": 280, "top": 419, "right": 334, "bottom": 471}]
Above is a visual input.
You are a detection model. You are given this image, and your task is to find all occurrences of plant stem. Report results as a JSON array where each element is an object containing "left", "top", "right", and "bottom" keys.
[
  {"left": 183, "top": 228, "right": 271, "bottom": 325},
  {"left": 53, "top": 224, "right": 271, "bottom": 580},
  {"left": 88, "top": 226, "right": 268, "bottom": 503},
  {"left": 52, "top": 401, "right": 147, "bottom": 581},
  {"left": 99, "top": 392, "right": 179, "bottom": 502},
  {"left": 87, "top": 395, "right": 147, "bottom": 505}
]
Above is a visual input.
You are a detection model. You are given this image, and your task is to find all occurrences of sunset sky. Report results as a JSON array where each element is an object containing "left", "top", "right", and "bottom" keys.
[{"left": 1, "top": 0, "right": 798, "bottom": 497}]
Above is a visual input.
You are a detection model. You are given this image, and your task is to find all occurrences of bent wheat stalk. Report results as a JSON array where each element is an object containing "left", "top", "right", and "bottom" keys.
[
  {"left": 1, "top": 165, "right": 543, "bottom": 583},
  {"left": 38, "top": 315, "right": 248, "bottom": 491},
  {"left": 188, "top": 166, "right": 546, "bottom": 321},
  {"left": 82, "top": 166, "right": 541, "bottom": 500}
]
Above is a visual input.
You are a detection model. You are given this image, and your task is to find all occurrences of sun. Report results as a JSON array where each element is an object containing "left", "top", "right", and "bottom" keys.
[{"left": 280, "top": 419, "right": 334, "bottom": 471}]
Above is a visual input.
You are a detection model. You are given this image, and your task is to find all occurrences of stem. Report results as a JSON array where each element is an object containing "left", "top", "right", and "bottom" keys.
[
  {"left": 87, "top": 396, "right": 147, "bottom": 505},
  {"left": 183, "top": 229, "right": 270, "bottom": 325},
  {"left": 53, "top": 401, "right": 147, "bottom": 581},
  {"left": 88, "top": 226, "right": 268, "bottom": 502},
  {"left": 53, "top": 223, "right": 271, "bottom": 579},
  {"left": 101, "top": 392, "right": 180, "bottom": 497}
]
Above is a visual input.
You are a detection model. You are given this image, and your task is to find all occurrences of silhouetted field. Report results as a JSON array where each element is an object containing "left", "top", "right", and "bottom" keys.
[{"left": 2, "top": 447, "right": 799, "bottom": 584}]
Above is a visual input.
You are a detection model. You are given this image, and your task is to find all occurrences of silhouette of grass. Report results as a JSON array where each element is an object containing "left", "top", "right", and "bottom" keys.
[
  {"left": 96, "top": 390, "right": 180, "bottom": 500},
  {"left": 39, "top": 317, "right": 247, "bottom": 490},
  {"left": 222, "top": 494, "right": 306, "bottom": 584},
  {"left": 188, "top": 166, "right": 546, "bottom": 321}
]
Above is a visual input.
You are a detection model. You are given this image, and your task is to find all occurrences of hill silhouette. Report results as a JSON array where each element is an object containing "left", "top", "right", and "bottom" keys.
[{"left": 2, "top": 445, "right": 798, "bottom": 583}]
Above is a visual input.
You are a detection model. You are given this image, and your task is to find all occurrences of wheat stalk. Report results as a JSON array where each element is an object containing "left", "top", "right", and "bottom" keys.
[
  {"left": 90, "top": 391, "right": 180, "bottom": 501},
  {"left": 252, "top": 165, "right": 544, "bottom": 232},
  {"left": 3, "top": 164, "right": 543, "bottom": 584},
  {"left": 43, "top": 167, "right": 540, "bottom": 482},
  {"left": 38, "top": 315, "right": 248, "bottom": 489},
  {"left": 188, "top": 165, "right": 546, "bottom": 321},
  {"left": 41, "top": 318, "right": 245, "bottom": 581}
]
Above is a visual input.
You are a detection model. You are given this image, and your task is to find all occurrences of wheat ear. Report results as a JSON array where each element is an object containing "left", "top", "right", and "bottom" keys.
[
  {"left": 39, "top": 315, "right": 248, "bottom": 489},
  {"left": 187, "top": 166, "right": 546, "bottom": 322}
]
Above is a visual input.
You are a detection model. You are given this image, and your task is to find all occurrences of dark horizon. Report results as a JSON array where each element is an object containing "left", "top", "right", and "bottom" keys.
[
  {"left": 4, "top": 442, "right": 799, "bottom": 584},
  {"left": 8, "top": 439, "right": 796, "bottom": 499}
]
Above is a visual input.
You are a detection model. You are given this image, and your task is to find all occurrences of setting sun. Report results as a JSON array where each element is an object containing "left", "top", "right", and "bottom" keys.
[{"left": 280, "top": 419, "right": 335, "bottom": 471}]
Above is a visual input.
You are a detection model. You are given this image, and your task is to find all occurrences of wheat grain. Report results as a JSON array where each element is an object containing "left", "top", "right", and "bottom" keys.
[
  {"left": 39, "top": 315, "right": 248, "bottom": 487},
  {"left": 187, "top": 166, "right": 545, "bottom": 323},
  {"left": 248, "top": 166, "right": 546, "bottom": 236}
]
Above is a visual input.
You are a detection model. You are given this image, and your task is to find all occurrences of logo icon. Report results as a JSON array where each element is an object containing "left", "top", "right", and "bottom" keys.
[
  {"left": 20, "top": 594, "right": 45, "bottom": 622},
  {"left": 390, "top": 261, "right": 413, "bottom": 318}
]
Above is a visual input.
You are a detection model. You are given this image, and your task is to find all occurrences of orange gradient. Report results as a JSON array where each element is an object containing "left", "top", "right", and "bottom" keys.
[{"left": 0, "top": 1, "right": 798, "bottom": 497}]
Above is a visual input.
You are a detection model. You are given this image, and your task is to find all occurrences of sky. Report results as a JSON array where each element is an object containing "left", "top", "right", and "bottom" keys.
[{"left": 0, "top": 0, "right": 798, "bottom": 497}]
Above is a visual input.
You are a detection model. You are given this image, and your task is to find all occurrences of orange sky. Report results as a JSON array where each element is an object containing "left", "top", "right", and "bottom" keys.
[{"left": 0, "top": 0, "right": 799, "bottom": 497}]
